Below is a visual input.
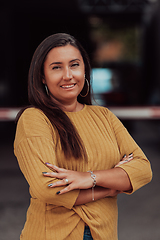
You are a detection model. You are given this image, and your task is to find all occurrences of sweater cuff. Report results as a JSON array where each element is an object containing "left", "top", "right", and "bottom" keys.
[
  {"left": 58, "top": 189, "right": 80, "bottom": 209},
  {"left": 116, "top": 161, "right": 152, "bottom": 194}
]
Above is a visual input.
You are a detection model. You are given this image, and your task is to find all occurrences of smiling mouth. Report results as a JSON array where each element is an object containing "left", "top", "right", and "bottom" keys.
[{"left": 61, "top": 83, "right": 76, "bottom": 89}]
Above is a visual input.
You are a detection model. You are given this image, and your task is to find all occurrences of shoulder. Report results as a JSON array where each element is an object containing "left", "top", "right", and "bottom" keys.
[
  {"left": 15, "top": 107, "right": 54, "bottom": 141},
  {"left": 18, "top": 107, "right": 51, "bottom": 127},
  {"left": 86, "top": 105, "right": 112, "bottom": 118},
  {"left": 19, "top": 107, "right": 48, "bottom": 120},
  {"left": 86, "top": 105, "right": 123, "bottom": 127}
]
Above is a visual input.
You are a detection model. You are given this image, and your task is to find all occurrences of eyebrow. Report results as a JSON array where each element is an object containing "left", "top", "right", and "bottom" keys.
[{"left": 49, "top": 58, "right": 81, "bottom": 66}]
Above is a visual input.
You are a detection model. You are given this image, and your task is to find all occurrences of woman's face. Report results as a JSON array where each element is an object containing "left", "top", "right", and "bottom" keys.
[{"left": 43, "top": 45, "right": 85, "bottom": 106}]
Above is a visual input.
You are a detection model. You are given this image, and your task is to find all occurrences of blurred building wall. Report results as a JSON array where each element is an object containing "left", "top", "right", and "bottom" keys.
[{"left": 0, "top": 0, "right": 158, "bottom": 108}]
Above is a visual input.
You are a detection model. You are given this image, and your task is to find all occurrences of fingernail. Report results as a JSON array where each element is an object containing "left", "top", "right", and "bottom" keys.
[
  {"left": 48, "top": 183, "right": 53, "bottom": 187},
  {"left": 42, "top": 172, "right": 48, "bottom": 174},
  {"left": 45, "top": 162, "right": 50, "bottom": 165},
  {"left": 56, "top": 191, "right": 60, "bottom": 195},
  {"left": 129, "top": 153, "right": 133, "bottom": 155},
  {"left": 123, "top": 154, "right": 126, "bottom": 158}
]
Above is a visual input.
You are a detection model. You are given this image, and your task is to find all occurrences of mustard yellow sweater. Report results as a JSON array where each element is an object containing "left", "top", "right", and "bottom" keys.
[{"left": 14, "top": 105, "right": 152, "bottom": 240}]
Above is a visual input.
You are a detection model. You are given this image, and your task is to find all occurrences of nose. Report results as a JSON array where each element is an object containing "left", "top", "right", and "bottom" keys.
[{"left": 63, "top": 67, "right": 72, "bottom": 80}]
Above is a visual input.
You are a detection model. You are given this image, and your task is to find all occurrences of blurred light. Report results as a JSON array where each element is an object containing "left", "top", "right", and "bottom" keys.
[{"left": 91, "top": 68, "right": 113, "bottom": 94}]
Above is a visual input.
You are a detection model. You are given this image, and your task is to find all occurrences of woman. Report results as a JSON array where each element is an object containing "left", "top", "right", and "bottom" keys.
[{"left": 14, "top": 33, "right": 152, "bottom": 240}]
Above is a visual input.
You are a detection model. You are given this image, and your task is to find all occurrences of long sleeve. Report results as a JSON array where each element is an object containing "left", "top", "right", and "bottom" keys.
[
  {"left": 14, "top": 105, "right": 152, "bottom": 240},
  {"left": 14, "top": 108, "right": 79, "bottom": 209},
  {"left": 109, "top": 110, "right": 153, "bottom": 193}
]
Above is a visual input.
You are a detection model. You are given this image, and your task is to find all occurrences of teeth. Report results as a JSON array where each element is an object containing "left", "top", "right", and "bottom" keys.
[{"left": 61, "top": 84, "right": 75, "bottom": 89}]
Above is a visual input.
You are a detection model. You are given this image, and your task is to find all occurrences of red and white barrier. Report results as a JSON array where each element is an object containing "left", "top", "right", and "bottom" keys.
[
  {"left": 0, "top": 108, "right": 20, "bottom": 121},
  {"left": 109, "top": 106, "right": 160, "bottom": 120},
  {"left": 1, "top": 106, "right": 160, "bottom": 121}
]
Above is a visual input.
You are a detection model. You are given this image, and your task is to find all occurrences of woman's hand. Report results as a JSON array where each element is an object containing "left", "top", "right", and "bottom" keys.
[
  {"left": 43, "top": 163, "right": 93, "bottom": 195},
  {"left": 115, "top": 153, "right": 133, "bottom": 167},
  {"left": 43, "top": 153, "right": 133, "bottom": 195}
]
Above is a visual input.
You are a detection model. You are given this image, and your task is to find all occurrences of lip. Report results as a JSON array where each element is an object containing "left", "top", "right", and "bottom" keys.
[{"left": 60, "top": 83, "right": 76, "bottom": 89}]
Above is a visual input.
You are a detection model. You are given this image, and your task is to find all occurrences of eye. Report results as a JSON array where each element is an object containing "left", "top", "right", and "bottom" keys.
[
  {"left": 71, "top": 63, "right": 79, "bottom": 68},
  {"left": 52, "top": 66, "right": 60, "bottom": 70}
]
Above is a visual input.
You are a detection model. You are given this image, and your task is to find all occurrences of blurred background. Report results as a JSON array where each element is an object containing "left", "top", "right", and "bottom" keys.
[{"left": 0, "top": 0, "right": 160, "bottom": 239}]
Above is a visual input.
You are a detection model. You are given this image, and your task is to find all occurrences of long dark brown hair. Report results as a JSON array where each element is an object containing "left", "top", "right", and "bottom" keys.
[{"left": 27, "top": 33, "right": 92, "bottom": 159}]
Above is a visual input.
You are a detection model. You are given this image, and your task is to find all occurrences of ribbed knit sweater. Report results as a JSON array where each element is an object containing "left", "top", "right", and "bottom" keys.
[{"left": 14, "top": 104, "right": 152, "bottom": 240}]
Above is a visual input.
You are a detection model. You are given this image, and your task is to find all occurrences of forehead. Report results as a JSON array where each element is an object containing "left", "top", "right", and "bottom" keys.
[{"left": 45, "top": 45, "right": 83, "bottom": 62}]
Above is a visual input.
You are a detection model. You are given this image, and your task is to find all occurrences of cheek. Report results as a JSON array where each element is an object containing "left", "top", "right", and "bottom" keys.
[
  {"left": 75, "top": 69, "right": 85, "bottom": 80},
  {"left": 77, "top": 75, "right": 85, "bottom": 87},
  {"left": 44, "top": 72, "right": 59, "bottom": 84}
]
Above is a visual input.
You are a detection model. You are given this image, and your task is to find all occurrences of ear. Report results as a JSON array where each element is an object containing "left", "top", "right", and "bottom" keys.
[{"left": 42, "top": 78, "right": 46, "bottom": 84}]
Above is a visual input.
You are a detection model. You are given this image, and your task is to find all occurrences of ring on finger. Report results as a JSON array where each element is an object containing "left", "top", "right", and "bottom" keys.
[{"left": 64, "top": 178, "right": 69, "bottom": 184}]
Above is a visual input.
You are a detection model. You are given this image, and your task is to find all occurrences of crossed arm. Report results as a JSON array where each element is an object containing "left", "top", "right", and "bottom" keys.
[
  {"left": 15, "top": 109, "right": 152, "bottom": 208},
  {"left": 43, "top": 154, "right": 133, "bottom": 206}
]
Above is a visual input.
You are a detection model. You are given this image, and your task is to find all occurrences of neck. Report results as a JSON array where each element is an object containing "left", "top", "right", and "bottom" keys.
[
  {"left": 61, "top": 101, "right": 84, "bottom": 112},
  {"left": 50, "top": 95, "right": 84, "bottom": 112}
]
